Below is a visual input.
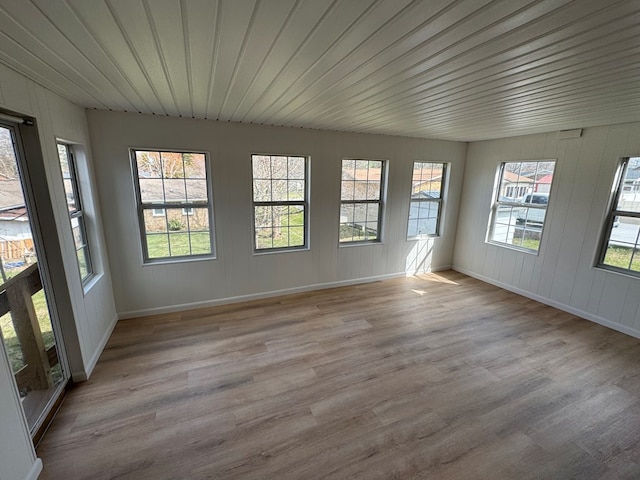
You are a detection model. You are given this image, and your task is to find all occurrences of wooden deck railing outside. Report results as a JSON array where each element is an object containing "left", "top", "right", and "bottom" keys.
[{"left": 0, "top": 263, "right": 58, "bottom": 393}]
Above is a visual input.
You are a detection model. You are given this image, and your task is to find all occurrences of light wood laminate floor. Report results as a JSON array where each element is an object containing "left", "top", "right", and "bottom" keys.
[{"left": 37, "top": 271, "right": 640, "bottom": 479}]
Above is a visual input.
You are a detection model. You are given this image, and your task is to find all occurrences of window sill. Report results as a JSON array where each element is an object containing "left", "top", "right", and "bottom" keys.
[
  {"left": 253, "top": 246, "right": 309, "bottom": 256},
  {"left": 82, "top": 272, "right": 104, "bottom": 296},
  {"left": 407, "top": 234, "right": 440, "bottom": 241},
  {"left": 486, "top": 240, "right": 539, "bottom": 255},
  {"left": 142, "top": 255, "right": 216, "bottom": 266},
  {"left": 594, "top": 264, "right": 640, "bottom": 280},
  {"left": 339, "top": 240, "right": 383, "bottom": 248}
]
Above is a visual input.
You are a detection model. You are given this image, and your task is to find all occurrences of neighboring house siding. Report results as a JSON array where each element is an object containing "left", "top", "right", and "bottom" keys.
[
  {"left": 0, "top": 218, "right": 30, "bottom": 241},
  {"left": 0, "top": 219, "right": 33, "bottom": 261}
]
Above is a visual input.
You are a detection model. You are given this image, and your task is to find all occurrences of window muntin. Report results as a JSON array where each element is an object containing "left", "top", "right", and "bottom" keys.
[
  {"left": 340, "top": 159, "right": 386, "bottom": 243},
  {"left": 488, "top": 160, "right": 556, "bottom": 253},
  {"left": 132, "top": 150, "right": 214, "bottom": 262},
  {"left": 408, "top": 162, "right": 446, "bottom": 237},
  {"left": 251, "top": 154, "right": 308, "bottom": 251},
  {"left": 598, "top": 157, "right": 640, "bottom": 274},
  {"left": 57, "top": 143, "right": 93, "bottom": 283}
]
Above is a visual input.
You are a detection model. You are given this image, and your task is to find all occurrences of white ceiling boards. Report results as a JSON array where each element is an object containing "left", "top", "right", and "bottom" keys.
[{"left": 1, "top": 0, "right": 639, "bottom": 141}]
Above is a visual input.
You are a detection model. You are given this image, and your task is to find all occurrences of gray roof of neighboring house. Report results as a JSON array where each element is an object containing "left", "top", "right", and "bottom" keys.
[{"left": 139, "top": 177, "right": 209, "bottom": 204}]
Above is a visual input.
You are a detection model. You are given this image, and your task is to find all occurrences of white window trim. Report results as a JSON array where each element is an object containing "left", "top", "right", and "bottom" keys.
[
  {"left": 130, "top": 148, "right": 216, "bottom": 263},
  {"left": 339, "top": 159, "right": 387, "bottom": 245},
  {"left": 251, "top": 154, "right": 309, "bottom": 253},
  {"left": 57, "top": 142, "right": 94, "bottom": 285},
  {"left": 487, "top": 159, "right": 556, "bottom": 254},
  {"left": 596, "top": 157, "right": 640, "bottom": 276},
  {"left": 407, "top": 162, "right": 447, "bottom": 239}
]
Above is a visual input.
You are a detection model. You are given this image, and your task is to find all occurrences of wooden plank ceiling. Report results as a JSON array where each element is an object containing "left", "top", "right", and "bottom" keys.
[{"left": 0, "top": 0, "right": 639, "bottom": 141}]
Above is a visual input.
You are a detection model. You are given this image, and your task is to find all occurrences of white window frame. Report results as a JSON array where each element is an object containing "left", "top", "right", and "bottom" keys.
[
  {"left": 339, "top": 159, "right": 387, "bottom": 244},
  {"left": 131, "top": 149, "right": 215, "bottom": 263},
  {"left": 487, "top": 160, "right": 556, "bottom": 253},
  {"left": 407, "top": 162, "right": 447, "bottom": 238},
  {"left": 597, "top": 157, "right": 640, "bottom": 276},
  {"left": 251, "top": 154, "right": 309, "bottom": 253},
  {"left": 57, "top": 142, "right": 93, "bottom": 284}
]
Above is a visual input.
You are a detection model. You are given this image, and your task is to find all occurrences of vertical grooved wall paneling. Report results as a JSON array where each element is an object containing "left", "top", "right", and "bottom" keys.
[{"left": 454, "top": 124, "right": 640, "bottom": 337}]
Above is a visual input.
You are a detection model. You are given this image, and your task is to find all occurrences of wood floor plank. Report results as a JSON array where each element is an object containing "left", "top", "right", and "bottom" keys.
[{"left": 37, "top": 271, "right": 640, "bottom": 479}]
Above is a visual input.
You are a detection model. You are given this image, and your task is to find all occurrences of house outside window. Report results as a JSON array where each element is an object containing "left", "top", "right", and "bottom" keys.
[
  {"left": 340, "top": 159, "right": 386, "bottom": 243},
  {"left": 408, "top": 162, "right": 447, "bottom": 238},
  {"left": 598, "top": 157, "right": 640, "bottom": 275},
  {"left": 488, "top": 160, "right": 556, "bottom": 253},
  {"left": 251, "top": 154, "right": 308, "bottom": 251},
  {"left": 57, "top": 143, "right": 93, "bottom": 283},
  {"left": 131, "top": 149, "right": 214, "bottom": 262}
]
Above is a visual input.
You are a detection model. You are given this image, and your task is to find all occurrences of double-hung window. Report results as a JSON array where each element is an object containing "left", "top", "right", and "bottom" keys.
[
  {"left": 57, "top": 143, "right": 93, "bottom": 283},
  {"left": 132, "top": 149, "right": 214, "bottom": 262},
  {"left": 408, "top": 162, "right": 446, "bottom": 237},
  {"left": 488, "top": 160, "right": 556, "bottom": 253},
  {"left": 339, "top": 159, "right": 386, "bottom": 243},
  {"left": 598, "top": 157, "right": 640, "bottom": 275},
  {"left": 251, "top": 154, "right": 308, "bottom": 251}
]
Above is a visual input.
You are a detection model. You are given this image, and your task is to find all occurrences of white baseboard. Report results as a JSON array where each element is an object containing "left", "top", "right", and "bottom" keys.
[
  {"left": 118, "top": 272, "right": 411, "bottom": 319},
  {"left": 119, "top": 266, "right": 455, "bottom": 320},
  {"left": 406, "top": 264, "right": 452, "bottom": 276},
  {"left": 25, "top": 459, "right": 42, "bottom": 480},
  {"left": 71, "top": 313, "right": 118, "bottom": 382},
  {"left": 118, "top": 266, "right": 454, "bottom": 319},
  {"left": 452, "top": 265, "right": 640, "bottom": 340}
]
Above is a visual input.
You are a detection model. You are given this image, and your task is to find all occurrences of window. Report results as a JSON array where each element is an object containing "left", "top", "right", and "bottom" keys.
[
  {"left": 57, "top": 143, "right": 93, "bottom": 283},
  {"left": 340, "top": 159, "right": 386, "bottom": 243},
  {"left": 488, "top": 160, "right": 556, "bottom": 252},
  {"left": 251, "top": 154, "right": 308, "bottom": 251},
  {"left": 598, "top": 157, "right": 640, "bottom": 275},
  {"left": 408, "top": 162, "right": 446, "bottom": 237},
  {"left": 132, "top": 149, "right": 214, "bottom": 262}
]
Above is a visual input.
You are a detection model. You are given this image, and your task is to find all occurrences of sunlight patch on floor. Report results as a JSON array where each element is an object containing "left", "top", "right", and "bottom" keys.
[{"left": 414, "top": 272, "right": 459, "bottom": 285}]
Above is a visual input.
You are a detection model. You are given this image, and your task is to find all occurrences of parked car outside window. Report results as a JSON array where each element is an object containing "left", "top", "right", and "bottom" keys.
[{"left": 516, "top": 193, "right": 549, "bottom": 225}]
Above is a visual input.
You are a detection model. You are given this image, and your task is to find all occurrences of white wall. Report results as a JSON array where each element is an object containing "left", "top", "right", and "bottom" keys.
[
  {"left": 0, "top": 336, "right": 41, "bottom": 480},
  {"left": 0, "top": 64, "right": 117, "bottom": 479},
  {"left": 87, "top": 110, "right": 467, "bottom": 317},
  {"left": 454, "top": 124, "right": 640, "bottom": 337}
]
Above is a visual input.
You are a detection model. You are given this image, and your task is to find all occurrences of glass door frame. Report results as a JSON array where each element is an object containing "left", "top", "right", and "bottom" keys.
[{"left": 0, "top": 110, "right": 72, "bottom": 441}]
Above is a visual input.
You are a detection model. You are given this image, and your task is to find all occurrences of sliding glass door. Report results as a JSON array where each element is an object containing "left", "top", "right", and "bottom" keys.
[{"left": 0, "top": 121, "right": 69, "bottom": 437}]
